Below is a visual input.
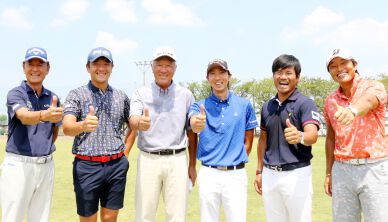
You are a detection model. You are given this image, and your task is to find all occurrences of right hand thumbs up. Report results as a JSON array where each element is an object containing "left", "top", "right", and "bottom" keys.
[
  {"left": 83, "top": 105, "right": 99, "bottom": 132},
  {"left": 191, "top": 104, "right": 206, "bottom": 133},
  {"left": 42, "top": 95, "right": 63, "bottom": 123},
  {"left": 138, "top": 107, "right": 151, "bottom": 131},
  {"left": 331, "top": 99, "right": 355, "bottom": 126},
  {"left": 200, "top": 104, "right": 205, "bottom": 116},
  {"left": 88, "top": 105, "right": 95, "bottom": 116}
]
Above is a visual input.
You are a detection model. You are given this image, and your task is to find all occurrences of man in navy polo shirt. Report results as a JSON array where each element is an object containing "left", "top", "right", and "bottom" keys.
[
  {"left": 254, "top": 54, "right": 320, "bottom": 222},
  {"left": 1, "top": 47, "right": 63, "bottom": 222},
  {"left": 62, "top": 47, "right": 132, "bottom": 222},
  {"left": 189, "top": 59, "right": 258, "bottom": 222}
]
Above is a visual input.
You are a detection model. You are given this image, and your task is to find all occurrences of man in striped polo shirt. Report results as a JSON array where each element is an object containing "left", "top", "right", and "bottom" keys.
[{"left": 62, "top": 47, "right": 133, "bottom": 221}]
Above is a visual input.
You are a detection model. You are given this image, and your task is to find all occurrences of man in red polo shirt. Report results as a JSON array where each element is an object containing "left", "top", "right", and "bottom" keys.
[
  {"left": 63, "top": 47, "right": 133, "bottom": 222},
  {"left": 324, "top": 48, "right": 388, "bottom": 222}
]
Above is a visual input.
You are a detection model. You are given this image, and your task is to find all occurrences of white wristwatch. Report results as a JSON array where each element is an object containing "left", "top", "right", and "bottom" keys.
[{"left": 347, "top": 106, "right": 359, "bottom": 117}]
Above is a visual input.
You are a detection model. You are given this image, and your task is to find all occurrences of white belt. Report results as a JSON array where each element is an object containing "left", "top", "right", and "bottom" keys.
[
  {"left": 338, "top": 157, "right": 387, "bottom": 165},
  {"left": 6, "top": 152, "right": 53, "bottom": 164}
]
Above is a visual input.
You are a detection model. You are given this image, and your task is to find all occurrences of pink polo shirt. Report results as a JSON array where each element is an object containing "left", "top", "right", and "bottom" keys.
[{"left": 324, "top": 75, "right": 387, "bottom": 160}]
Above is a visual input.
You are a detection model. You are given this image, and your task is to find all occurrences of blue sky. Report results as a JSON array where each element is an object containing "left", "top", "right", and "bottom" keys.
[{"left": 1, "top": 0, "right": 388, "bottom": 114}]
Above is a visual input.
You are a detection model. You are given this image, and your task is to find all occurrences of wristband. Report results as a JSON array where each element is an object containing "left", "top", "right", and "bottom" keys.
[
  {"left": 300, "top": 131, "right": 305, "bottom": 145},
  {"left": 256, "top": 169, "right": 262, "bottom": 175},
  {"left": 39, "top": 110, "right": 43, "bottom": 122}
]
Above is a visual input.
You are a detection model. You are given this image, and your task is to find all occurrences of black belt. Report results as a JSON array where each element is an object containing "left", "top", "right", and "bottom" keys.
[
  {"left": 264, "top": 161, "right": 310, "bottom": 172},
  {"left": 146, "top": 148, "right": 186, "bottom": 156},
  {"left": 202, "top": 162, "right": 245, "bottom": 171}
]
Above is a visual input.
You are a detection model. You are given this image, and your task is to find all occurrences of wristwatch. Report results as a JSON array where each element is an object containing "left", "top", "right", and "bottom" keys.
[
  {"left": 256, "top": 169, "right": 262, "bottom": 175},
  {"left": 347, "top": 106, "right": 359, "bottom": 117}
]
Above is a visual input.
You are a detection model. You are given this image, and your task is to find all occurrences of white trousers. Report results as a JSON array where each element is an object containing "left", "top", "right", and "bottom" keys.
[
  {"left": 0, "top": 153, "right": 55, "bottom": 222},
  {"left": 262, "top": 165, "right": 312, "bottom": 222},
  {"left": 197, "top": 166, "right": 247, "bottom": 222},
  {"left": 135, "top": 151, "right": 189, "bottom": 222}
]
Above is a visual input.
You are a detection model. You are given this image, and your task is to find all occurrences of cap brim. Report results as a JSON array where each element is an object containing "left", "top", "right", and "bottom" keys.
[
  {"left": 24, "top": 56, "right": 48, "bottom": 62},
  {"left": 207, "top": 63, "right": 228, "bottom": 73},
  {"left": 153, "top": 55, "right": 176, "bottom": 61},
  {"left": 88, "top": 56, "right": 113, "bottom": 63}
]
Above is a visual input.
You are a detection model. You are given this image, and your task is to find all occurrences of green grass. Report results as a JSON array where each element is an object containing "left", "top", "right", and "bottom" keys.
[{"left": 0, "top": 136, "right": 332, "bottom": 221}]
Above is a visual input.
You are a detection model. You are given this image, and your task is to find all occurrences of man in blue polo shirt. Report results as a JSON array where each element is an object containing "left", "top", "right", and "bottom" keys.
[
  {"left": 189, "top": 59, "right": 258, "bottom": 222},
  {"left": 254, "top": 54, "right": 320, "bottom": 222},
  {"left": 1, "top": 47, "right": 63, "bottom": 222},
  {"left": 62, "top": 47, "right": 132, "bottom": 221}
]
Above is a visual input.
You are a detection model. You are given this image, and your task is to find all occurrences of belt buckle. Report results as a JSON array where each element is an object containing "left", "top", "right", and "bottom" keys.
[
  {"left": 270, "top": 165, "right": 282, "bottom": 171},
  {"left": 36, "top": 157, "right": 47, "bottom": 164},
  {"left": 354, "top": 158, "right": 367, "bottom": 165},
  {"left": 217, "top": 166, "right": 228, "bottom": 171},
  {"left": 37, "top": 156, "right": 50, "bottom": 164}
]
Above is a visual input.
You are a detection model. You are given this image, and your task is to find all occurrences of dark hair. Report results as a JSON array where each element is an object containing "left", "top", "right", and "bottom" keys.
[{"left": 272, "top": 54, "right": 301, "bottom": 77}]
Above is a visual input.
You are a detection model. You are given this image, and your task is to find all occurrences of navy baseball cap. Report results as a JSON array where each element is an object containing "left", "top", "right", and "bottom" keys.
[
  {"left": 24, "top": 47, "right": 48, "bottom": 62},
  {"left": 87, "top": 47, "right": 113, "bottom": 63}
]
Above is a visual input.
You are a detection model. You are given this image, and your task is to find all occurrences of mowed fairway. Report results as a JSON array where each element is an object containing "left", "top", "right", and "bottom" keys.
[{"left": 0, "top": 136, "right": 332, "bottom": 221}]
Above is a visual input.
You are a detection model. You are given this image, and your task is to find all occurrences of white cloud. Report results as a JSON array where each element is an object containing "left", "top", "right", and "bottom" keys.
[
  {"left": 95, "top": 31, "right": 138, "bottom": 54},
  {"left": 301, "top": 6, "right": 344, "bottom": 35},
  {"left": 282, "top": 6, "right": 344, "bottom": 39},
  {"left": 142, "top": 0, "right": 205, "bottom": 26},
  {"left": 50, "top": 0, "right": 89, "bottom": 27},
  {"left": 0, "top": 6, "right": 32, "bottom": 30},
  {"left": 105, "top": 0, "right": 137, "bottom": 24}
]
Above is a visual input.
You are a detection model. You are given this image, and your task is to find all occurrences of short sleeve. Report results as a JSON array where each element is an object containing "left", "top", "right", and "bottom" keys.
[
  {"left": 260, "top": 105, "right": 267, "bottom": 131},
  {"left": 63, "top": 89, "right": 81, "bottom": 118},
  {"left": 129, "top": 89, "right": 144, "bottom": 117},
  {"left": 366, "top": 81, "right": 386, "bottom": 109},
  {"left": 7, "top": 89, "right": 27, "bottom": 120},
  {"left": 300, "top": 98, "right": 320, "bottom": 129},
  {"left": 246, "top": 101, "right": 258, "bottom": 130}
]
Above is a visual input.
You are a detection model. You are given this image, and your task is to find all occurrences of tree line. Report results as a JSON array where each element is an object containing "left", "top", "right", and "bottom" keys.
[{"left": 183, "top": 73, "right": 388, "bottom": 115}]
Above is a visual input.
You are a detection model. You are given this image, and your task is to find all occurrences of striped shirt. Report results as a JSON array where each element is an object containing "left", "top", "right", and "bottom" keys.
[
  {"left": 130, "top": 82, "right": 194, "bottom": 152},
  {"left": 64, "top": 81, "right": 130, "bottom": 156}
]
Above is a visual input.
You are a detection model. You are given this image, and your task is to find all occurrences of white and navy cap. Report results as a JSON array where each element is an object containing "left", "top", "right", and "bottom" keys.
[
  {"left": 87, "top": 47, "right": 113, "bottom": 64},
  {"left": 326, "top": 48, "right": 356, "bottom": 70},
  {"left": 24, "top": 47, "right": 48, "bottom": 62},
  {"left": 152, "top": 46, "right": 176, "bottom": 61}
]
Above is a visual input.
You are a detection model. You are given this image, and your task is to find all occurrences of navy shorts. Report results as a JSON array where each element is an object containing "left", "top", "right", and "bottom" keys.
[{"left": 73, "top": 155, "right": 129, "bottom": 217}]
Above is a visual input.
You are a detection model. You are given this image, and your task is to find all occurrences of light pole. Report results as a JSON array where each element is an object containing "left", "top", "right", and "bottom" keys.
[{"left": 134, "top": 61, "right": 151, "bottom": 86}]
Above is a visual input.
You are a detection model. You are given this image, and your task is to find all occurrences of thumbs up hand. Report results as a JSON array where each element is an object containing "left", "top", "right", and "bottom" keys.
[
  {"left": 332, "top": 100, "right": 356, "bottom": 126},
  {"left": 82, "top": 105, "right": 99, "bottom": 132},
  {"left": 190, "top": 104, "right": 207, "bottom": 133},
  {"left": 137, "top": 107, "right": 151, "bottom": 131},
  {"left": 284, "top": 118, "right": 302, "bottom": 144},
  {"left": 41, "top": 95, "right": 64, "bottom": 123}
]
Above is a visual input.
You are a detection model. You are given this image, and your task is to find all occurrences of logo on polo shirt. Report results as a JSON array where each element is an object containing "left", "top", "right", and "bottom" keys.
[
  {"left": 12, "top": 104, "right": 20, "bottom": 111},
  {"left": 26, "top": 101, "right": 32, "bottom": 110},
  {"left": 312, "top": 111, "right": 320, "bottom": 121}
]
